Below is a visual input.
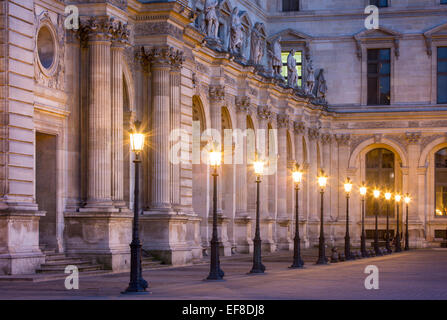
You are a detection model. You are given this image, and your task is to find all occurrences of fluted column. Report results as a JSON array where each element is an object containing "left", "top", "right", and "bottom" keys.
[
  {"left": 277, "top": 114, "right": 289, "bottom": 219},
  {"left": 257, "top": 106, "right": 272, "bottom": 218},
  {"left": 336, "top": 134, "right": 351, "bottom": 220},
  {"left": 235, "top": 97, "right": 250, "bottom": 217},
  {"left": 110, "top": 24, "right": 129, "bottom": 208},
  {"left": 209, "top": 85, "right": 225, "bottom": 214},
  {"left": 170, "top": 55, "right": 184, "bottom": 210},
  {"left": 308, "top": 128, "right": 320, "bottom": 221},
  {"left": 85, "top": 17, "right": 114, "bottom": 208},
  {"left": 147, "top": 47, "right": 180, "bottom": 211},
  {"left": 405, "top": 132, "right": 421, "bottom": 221},
  {"left": 321, "top": 133, "right": 332, "bottom": 220}
]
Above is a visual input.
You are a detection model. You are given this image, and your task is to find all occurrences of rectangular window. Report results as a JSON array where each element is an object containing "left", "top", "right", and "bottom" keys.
[
  {"left": 283, "top": 0, "right": 299, "bottom": 12},
  {"left": 441, "top": 0, "right": 447, "bottom": 4},
  {"left": 370, "top": 0, "right": 388, "bottom": 7},
  {"left": 438, "top": 47, "right": 447, "bottom": 104},
  {"left": 367, "top": 48, "right": 391, "bottom": 105},
  {"left": 281, "top": 51, "right": 302, "bottom": 87}
]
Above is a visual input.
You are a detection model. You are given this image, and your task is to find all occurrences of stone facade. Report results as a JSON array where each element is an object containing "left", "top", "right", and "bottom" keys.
[{"left": 0, "top": 0, "right": 446, "bottom": 274}]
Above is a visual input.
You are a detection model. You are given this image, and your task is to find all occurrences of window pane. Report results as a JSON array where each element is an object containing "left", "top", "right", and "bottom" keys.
[
  {"left": 379, "top": 48, "right": 390, "bottom": 61},
  {"left": 438, "top": 75, "right": 447, "bottom": 104},
  {"left": 379, "top": 62, "right": 390, "bottom": 75},
  {"left": 367, "top": 77, "right": 378, "bottom": 105},
  {"left": 368, "top": 63, "right": 377, "bottom": 74},
  {"left": 438, "top": 61, "right": 447, "bottom": 73},
  {"left": 368, "top": 49, "right": 378, "bottom": 60},
  {"left": 378, "top": 0, "right": 388, "bottom": 7},
  {"left": 438, "top": 47, "right": 447, "bottom": 59},
  {"left": 379, "top": 76, "right": 391, "bottom": 105}
]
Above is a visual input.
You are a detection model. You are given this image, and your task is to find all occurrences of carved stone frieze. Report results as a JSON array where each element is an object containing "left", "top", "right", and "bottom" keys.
[
  {"left": 335, "top": 134, "right": 351, "bottom": 147},
  {"left": 235, "top": 96, "right": 251, "bottom": 113},
  {"left": 209, "top": 85, "right": 225, "bottom": 102},
  {"left": 134, "top": 22, "right": 182, "bottom": 41}
]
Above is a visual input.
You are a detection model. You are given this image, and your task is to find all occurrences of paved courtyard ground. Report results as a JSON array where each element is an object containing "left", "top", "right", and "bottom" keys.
[{"left": 1, "top": 248, "right": 446, "bottom": 300}]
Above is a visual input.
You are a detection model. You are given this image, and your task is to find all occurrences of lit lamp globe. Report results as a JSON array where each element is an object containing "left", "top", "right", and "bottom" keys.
[
  {"left": 292, "top": 164, "right": 303, "bottom": 184},
  {"left": 253, "top": 158, "right": 264, "bottom": 176},
  {"left": 373, "top": 189, "right": 381, "bottom": 199},
  {"left": 317, "top": 170, "right": 328, "bottom": 189},
  {"left": 395, "top": 194, "right": 402, "bottom": 203},
  {"left": 344, "top": 178, "right": 353, "bottom": 194},
  {"left": 130, "top": 127, "right": 145, "bottom": 153},
  {"left": 209, "top": 145, "right": 222, "bottom": 167},
  {"left": 359, "top": 185, "right": 367, "bottom": 197},
  {"left": 404, "top": 194, "right": 411, "bottom": 204},
  {"left": 385, "top": 192, "right": 392, "bottom": 201}
]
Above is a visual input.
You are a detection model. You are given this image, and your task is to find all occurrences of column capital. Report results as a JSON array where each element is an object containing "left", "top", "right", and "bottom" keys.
[
  {"left": 235, "top": 96, "right": 251, "bottom": 114},
  {"left": 81, "top": 16, "right": 115, "bottom": 42},
  {"left": 335, "top": 133, "right": 351, "bottom": 146},
  {"left": 405, "top": 132, "right": 422, "bottom": 145},
  {"left": 257, "top": 105, "right": 272, "bottom": 121},
  {"left": 320, "top": 133, "right": 333, "bottom": 145},
  {"left": 111, "top": 21, "right": 130, "bottom": 47},
  {"left": 209, "top": 85, "right": 225, "bottom": 102},
  {"left": 277, "top": 113, "right": 290, "bottom": 129},
  {"left": 308, "top": 128, "right": 320, "bottom": 141},
  {"left": 293, "top": 121, "right": 306, "bottom": 135},
  {"left": 144, "top": 46, "right": 184, "bottom": 68}
]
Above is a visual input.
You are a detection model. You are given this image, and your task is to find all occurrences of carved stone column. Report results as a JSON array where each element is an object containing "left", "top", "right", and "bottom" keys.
[
  {"left": 405, "top": 132, "right": 423, "bottom": 246},
  {"left": 276, "top": 113, "right": 292, "bottom": 250},
  {"left": 321, "top": 133, "right": 332, "bottom": 221},
  {"left": 234, "top": 97, "right": 253, "bottom": 253},
  {"left": 307, "top": 128, "right": 320, "bottom": 245},
  {"left": 294, "top": 121, "right": 308, "bottom": 247},
  {"left": 84, "top": 17, "right": 113, "bottom": 209},
  {"left": 170, "top": 53, "right": 184, "bottom": 210},
  {"left": 256, "top": 106, "right": 276, "bottom": 252},
  {"left": 111, "top": 23, "right": 129, "bottom": 208}
]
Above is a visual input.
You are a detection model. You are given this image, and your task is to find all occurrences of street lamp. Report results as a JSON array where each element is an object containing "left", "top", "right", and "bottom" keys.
[
  {"left": 206, "top": 143, "right": 224, "bottom": 280},
  {"left": 250, "top": 155, "right": 266, "bottom": 274},
  {"left": 344, "top": 178, "right": 353, "bottom": 260},
  {"left": 373, "top": 189, "right": 383, "bottom": 256},
  {"left": 394, "top": 194, "right": 402, "bottom": 252},
  {"left": 123, "top": 121, "right": 148, "bottom": 294},
  {"left": 384, "top": 192, "right": 393, "bottom": 254},
  {"left": 359, "top": 183, "right": 368, "bottom": 258},
  {"left": 316, "top": 170, "right": 328, "bottom": 265},
  {"left": 290, "top": 163, "right": 304, "bottom": 269},
  {"left": 404, "top": 194, "right": 411, "bottom": 251}
]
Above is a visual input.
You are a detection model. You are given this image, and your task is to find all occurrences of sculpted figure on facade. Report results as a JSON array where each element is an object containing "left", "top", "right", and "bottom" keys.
[
  {"left": 287, "top": 49, "right": 299, "bottom": 88},
  {"left": 204, "top": 0, "right": 219, "bottom": 39},
  {"left": 315, "top": 69, "right": 327, "bottom": 100},
  {"left": 272, "top": 37, "right": 283, "bottom": 77},
  {"left": 305, "top": 58, "right": 315, "bottom": 95},
  {"left": 230, "top": 7, "right": 244, "bottom": 56},
  {"left": 250, "top": 22, "right": 265, "bottom": 65}
]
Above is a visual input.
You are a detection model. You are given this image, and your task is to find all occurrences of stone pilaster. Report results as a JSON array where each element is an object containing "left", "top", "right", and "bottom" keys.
[
  {"left": 335, "top": 134, "right": 351, "bottom": 221},
  {"left": 276, "top": 113, "right": 292, "bottom": 250},
  {"left": 321, "top": 133, "right": 333, "bottom": 221},
  {"left": 234, "top": 96, "right": 253, "bottom": 253},
  {"left": 307, "top": 128, "right": 320, "bottom": 244},
  {"left": 111, "top": 22, "right": 129, "bottom": 207},
  {"left": 170, "top": 54, "right": 184, "bottom": 210},
  {"left": 84, "top": 17, "right": 114, "bottom": 209}
]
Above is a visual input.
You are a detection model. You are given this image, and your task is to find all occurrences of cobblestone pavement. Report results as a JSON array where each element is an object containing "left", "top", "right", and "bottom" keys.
[{"left": 0, "top": 249, "right": 446, "bottom": 300}]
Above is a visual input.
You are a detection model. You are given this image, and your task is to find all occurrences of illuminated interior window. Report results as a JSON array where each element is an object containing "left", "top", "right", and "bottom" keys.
[
  {"left": 435, "top": 148, "right": 447, "bottom": 217},
  {"left": 281, "top": 51, "right": 302, "bottom": 87}
]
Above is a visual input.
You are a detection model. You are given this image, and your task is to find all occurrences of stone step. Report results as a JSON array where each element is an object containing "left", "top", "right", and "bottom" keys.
[
  {"left": 36, "top": 264, "right": 102, "bottom": 274},
  {"left": 41, "top": 260, "right": 94, "bottom": 267},
  {"left": 45, "top": 255, "right": 80, "bottom": 262}
]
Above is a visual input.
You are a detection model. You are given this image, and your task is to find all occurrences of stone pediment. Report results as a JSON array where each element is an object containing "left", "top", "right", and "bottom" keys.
[
  {"left": 354, "top": 26, "right": 401, "bottom": 41},
  {"left": 424, "top": 22, "right": 447, "bottom": 56},
  {"left": 219, "top": 0, "right": 232, "bottom": 14},
  {"left": 268, "top": 28, "right": 311, "bottom": 44}
]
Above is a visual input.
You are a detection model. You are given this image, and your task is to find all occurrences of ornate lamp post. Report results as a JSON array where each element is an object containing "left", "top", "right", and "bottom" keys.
[
  {"left": 250, "top": 155, "right": 266, "bottom": 274},
  {"left": 344, "top": 177, "right": 353, "bottom": 260},
  {"left": 290, "top": 163, "right": 304, "bottom": 269},
  {"left": 123, "top": 121, "right": 149, "bottom": 294},
  {"left": 316, "top": 170, "right": 328, "bottom": 265},
  {"left": 206, "top": 143, "right": 225, "bottom": 280},
  {"left": 394, "top": 194, "right": 402, "bottom": 252},
  {"left": 373, "top": 189, "right": 383, "bottom": 256},
  {"left": 384, "top": 192, "right": 393, "bottom": 254},
  {"left": 404, "top": 194, "right": 411, "bottom": 251},
  {"left": 359, "top": 183, "right": 368, "bottom": 258}
]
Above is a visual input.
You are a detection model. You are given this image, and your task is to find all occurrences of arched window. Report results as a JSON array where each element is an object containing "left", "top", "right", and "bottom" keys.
[
  {"left": 366, "top": 148, "right": 395, "bottom": 217},
  {"left": 435, "top": 148, "right": 447, "bottom": 216}
]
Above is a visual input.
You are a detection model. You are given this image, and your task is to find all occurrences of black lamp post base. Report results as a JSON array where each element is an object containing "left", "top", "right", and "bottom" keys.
[
  {"left": 289, "top": 259, "right": 304, "bottom": 269},
  {"left": 316, "top": 257, "right": 328, "bottom": 265},
  {"left": 249, "top": 264, "right": 266, "bottom": 274},
  {"left": 122, "top": 282, "right": 150, "bottom": 295}
]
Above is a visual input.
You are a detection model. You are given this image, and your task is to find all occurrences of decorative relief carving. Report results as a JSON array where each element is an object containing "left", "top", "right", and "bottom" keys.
[
  {"left": 225, "top": 74, "right": 236, "bottom": 86},
  {"left": 235, "top": 96, "right": 250, "bottom": 113},
  {"left": 277, "top": 114, "right": 290, "bottom": 129},
  {"left": 335, "top": 134, "right": 351, "bottom": 146},
  {"left": 257, "top": 105, "right": 272, "bottom": 120},
  {"left": 81, "top": 16, "right": 115, "bottom": 40},
  {"left": 134, "top": 22, "right": 182, "bottom": 40},
  {"left": 294, "top": 121, "right": 306, "bottom": 135},
  {"left": 209, "top": 85, "right": 225, "bottom": 102},
  {"left": 34, "top": 11, "right": 65, "bottom": 90},
  {"left": 308, "top": 128, "right": 320, "bottom": 141},
  {"left": 320, "top": 133, "right": 333, "bottom": 145},
  {"left": 421, "top": 134, "right": 447, "bottom": 151},
  {"left": 374, "top": 134, "right": 382, "bottom": 144},
  {"left": 405, "top": 132, "right": 422, "bottom": 144}
]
